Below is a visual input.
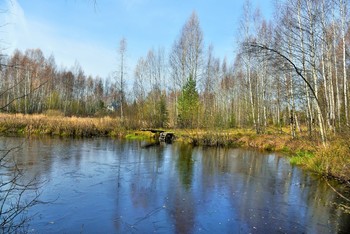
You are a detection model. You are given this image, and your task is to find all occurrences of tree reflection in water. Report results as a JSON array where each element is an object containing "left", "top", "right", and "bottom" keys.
[
  {"left": 1, "top": 138, "right": 349, "bottom": 233},
  {"left": 177, "top": 144, "right": 194, "bottom": 190},
  {"left": 171, "top": 144, "right": 195, "bottom": 233}
]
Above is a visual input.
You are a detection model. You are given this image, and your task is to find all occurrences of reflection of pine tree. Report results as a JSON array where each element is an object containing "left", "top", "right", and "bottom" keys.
[
  {"left": 177, "top": 145, "right": 194, "bottom": 190},
  {"left": 177, "top": 75, "right": 199, "bottom": 128}
]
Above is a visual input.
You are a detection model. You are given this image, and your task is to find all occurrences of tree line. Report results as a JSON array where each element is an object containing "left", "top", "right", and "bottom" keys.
[
  {"left": 0, "top": 48, "right": 114, "bottom": 116},
  {"left": 0, "top": 0, "right": 349, "bottom": 142}
]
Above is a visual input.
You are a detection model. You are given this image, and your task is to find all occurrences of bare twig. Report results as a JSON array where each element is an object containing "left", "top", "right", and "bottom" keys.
[
  {"left": 0, "top": 145, "right": 44, "bottom": 233},
  {"left": 324, "top": 178, "right": 350, "bottom": 203}
]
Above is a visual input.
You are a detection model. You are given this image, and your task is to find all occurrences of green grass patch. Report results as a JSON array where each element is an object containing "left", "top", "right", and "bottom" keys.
[
  {"left": 125, "top": 131, "right": 153, "bottom": 140},
  {"left": 281, "top": 146, "right": 291, "bottom": 153},
  {"left": 290, "top": 150, "right": 314, "bottom": 166}
]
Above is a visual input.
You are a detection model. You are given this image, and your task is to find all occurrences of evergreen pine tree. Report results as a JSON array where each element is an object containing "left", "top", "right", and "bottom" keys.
[{"left": 177, "top": 75, "right": 199, "bottom": 128}]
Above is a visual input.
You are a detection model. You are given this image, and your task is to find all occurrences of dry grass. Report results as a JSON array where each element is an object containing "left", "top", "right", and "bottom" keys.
[
  {"left": 173, "top": 127, "right": 317, "bottom": 152},
  {"left": 313, "top": 140, "right": 350, "bottom": 181},
  {"left": 0, "top": 113, "right": 124, "bottom": 137},
  {"left": 289, "top": 140, "right": 350, "bottom": 182}
]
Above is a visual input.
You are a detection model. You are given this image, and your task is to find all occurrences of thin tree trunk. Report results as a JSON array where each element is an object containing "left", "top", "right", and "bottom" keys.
[
  {"left": 297, "top": 0, "right": 313, "bottom": 137},
  {"left": 332, "top": 4, "right": 342, "bottom": 128},
  {"left": 247, "top": 64, "right": 257, "bottom": 133},
  {"left": 340, "top": 0, "right": 349, "bottom": 126}
]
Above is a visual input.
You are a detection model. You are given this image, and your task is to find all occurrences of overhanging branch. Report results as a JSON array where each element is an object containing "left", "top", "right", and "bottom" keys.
[{"left": 245, "top": 42, "right": 320, "bottom": 106}]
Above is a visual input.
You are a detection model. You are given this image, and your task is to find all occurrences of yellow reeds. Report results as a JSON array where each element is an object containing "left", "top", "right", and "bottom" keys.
[{"left": 0, "top": 113, "right": 123, "bottom": 137}]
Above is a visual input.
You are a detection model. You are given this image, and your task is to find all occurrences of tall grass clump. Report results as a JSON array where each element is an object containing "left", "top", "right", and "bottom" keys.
[
  {"left": 289, "top": 140, "right": 350, "bottom": 182},
  {"left": 313, "top": 140, "right": 350, "bottom": 181}
]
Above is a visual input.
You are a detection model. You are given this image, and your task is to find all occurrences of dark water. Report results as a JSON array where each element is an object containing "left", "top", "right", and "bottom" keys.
[{"left": 1, "top": 137, "right": 350, "bottom": 233}]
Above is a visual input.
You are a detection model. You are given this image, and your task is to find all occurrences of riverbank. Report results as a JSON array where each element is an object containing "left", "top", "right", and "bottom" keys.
[
  {"left": 175, "top": 129, "right": 350, "bottom": 184},
  {"left": 0, "top": 113, "right": 349, "bottom": 183}
]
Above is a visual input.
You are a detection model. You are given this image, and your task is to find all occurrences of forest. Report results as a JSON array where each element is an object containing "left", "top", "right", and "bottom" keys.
[{"left": 0, "top": 0, "right": 350, "bottom": 146}]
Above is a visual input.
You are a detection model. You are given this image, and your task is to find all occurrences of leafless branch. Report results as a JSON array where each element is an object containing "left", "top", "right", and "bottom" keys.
[
  {"left": 243, "top": 42, "right": 320, "bottom": 106},
  {"left": 0, "top": 145, "right": 44, "bottom": 233},
  {"left": 324, "top": 178, "right": 350, "bottom": 203}
]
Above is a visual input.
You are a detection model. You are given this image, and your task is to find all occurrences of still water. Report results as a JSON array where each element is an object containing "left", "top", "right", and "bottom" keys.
[{"left": 1, "top": 137, "right": 350, "bottom": 233}]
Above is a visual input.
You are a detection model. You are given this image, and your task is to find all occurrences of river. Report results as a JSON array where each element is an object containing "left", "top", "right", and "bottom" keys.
[{"left": 0, "top": 137, "right": 349, "bottom": 233}]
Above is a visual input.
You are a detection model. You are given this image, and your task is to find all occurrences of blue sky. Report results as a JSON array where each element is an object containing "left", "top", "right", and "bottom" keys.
[{"left": 2, "top": 0, "right": 273, "bottom": 79}]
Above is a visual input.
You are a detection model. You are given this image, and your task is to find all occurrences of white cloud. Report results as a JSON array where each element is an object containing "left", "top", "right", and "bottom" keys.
[{"left": 3, "top": 0, "right": 116, "bottom": 78}]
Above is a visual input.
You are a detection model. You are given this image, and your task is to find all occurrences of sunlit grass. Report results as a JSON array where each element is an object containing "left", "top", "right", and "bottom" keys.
[
  {"left": 288, "top": 140, "right": 350, "bottom": 182},
  {"left": 290, "top": 151, "right": 315, "bottom": 166},
  {"left": 125, "top": 131, "right": 154, "bottom": 140},
  {"left": 314, "top": 140, "right": 350, "bottom": 181},
  {"left": 0, "top": 113, "right": 124, "bottom": 137}
]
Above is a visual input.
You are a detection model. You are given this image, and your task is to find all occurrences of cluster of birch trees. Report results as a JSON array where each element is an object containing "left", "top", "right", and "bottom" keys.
[
  {"left": 239, "top": 0, "right": 350, "bottom": 143},
  {"left": 0, "top": 48, "right": 122, "bottom": 116}
]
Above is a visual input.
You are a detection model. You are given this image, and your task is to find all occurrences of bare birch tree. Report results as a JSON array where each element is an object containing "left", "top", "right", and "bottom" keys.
[
  {"left": 117, "top": 37, "right": 127, "bottom": 120},
  {"left": 169, "top": 11, "right": 204, "bottom": 88},
  {"left": 339, "top": 0, "right": 349, "bottom": 126},
  {"left": 169, "top": 11, "right": 204, "bottom": 127},
  {"left": 239, "top": 0, "right": 258, "bottom": 132}
]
